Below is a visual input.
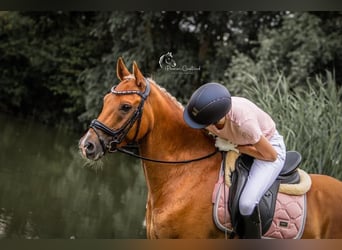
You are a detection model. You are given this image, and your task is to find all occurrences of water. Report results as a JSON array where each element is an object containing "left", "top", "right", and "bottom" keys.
[{"left": 0, "top": 113, "right": 147, "bottom": 239}]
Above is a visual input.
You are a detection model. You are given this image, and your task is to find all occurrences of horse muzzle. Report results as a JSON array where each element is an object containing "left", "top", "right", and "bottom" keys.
[{"left": 79, "top": 131, "right": 105, "bottom": 161}]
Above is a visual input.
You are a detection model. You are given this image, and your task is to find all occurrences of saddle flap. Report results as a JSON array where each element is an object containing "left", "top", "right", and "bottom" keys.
[{"left": 228, "top": 159, "right": 249, "bottom": 230}]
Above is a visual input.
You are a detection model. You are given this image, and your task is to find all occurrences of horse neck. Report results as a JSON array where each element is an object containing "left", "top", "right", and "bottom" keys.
[{"left": 139, "top": 82, "right": 217, "bottom": 192}]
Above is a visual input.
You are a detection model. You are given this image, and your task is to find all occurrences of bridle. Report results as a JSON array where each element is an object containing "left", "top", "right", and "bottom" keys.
[
  {"left": 90, "top": 78, "right": 151, "bottom": 153},
  {"left": 89, "top": 78, "right": 218, "bottom": 164}
]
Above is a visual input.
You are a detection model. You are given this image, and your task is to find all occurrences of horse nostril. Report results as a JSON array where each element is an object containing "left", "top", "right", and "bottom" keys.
[{"left": 85, "top": 141, "right": 96, "bottom": 155}]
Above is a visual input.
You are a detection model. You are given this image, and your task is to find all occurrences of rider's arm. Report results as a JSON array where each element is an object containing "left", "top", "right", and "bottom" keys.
[{"left": 237, "top": 135, "right": 277, "bottom": 162}]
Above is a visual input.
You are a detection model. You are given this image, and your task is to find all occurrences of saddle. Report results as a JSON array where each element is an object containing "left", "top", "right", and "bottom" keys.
[{"left": 227, "top": 151, "right": 302, "bottom": 236}]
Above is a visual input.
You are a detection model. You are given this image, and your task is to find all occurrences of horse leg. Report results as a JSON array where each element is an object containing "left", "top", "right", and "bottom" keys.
[
  {"left": 302, "top": 174, "right": 342, "bottom": 238},
  {"left": 145, "top": 195, "right": 158, "bottom": 239}
]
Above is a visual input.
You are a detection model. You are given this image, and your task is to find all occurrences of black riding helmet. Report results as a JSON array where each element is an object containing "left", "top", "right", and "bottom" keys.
[{"left": 183, "top": 82, "right": 232, "bottom": 129}]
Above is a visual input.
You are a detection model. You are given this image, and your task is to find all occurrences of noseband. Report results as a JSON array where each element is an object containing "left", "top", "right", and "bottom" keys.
[{"left": 90, "top": 78, "right": 151, "bottom": 153}]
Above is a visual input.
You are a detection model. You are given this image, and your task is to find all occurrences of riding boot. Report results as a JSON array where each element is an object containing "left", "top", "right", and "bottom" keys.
[{"left": 241, "top": 206, "right": 262, "bottom": 239}]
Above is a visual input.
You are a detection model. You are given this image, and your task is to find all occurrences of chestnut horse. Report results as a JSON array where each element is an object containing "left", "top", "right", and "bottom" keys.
[{"left": 79, "top": 58, "right": 342, "bottom": 238}]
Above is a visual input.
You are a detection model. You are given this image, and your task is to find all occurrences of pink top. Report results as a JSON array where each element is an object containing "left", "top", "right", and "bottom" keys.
[{"left": 206, "top": 97, "right": 276, "bottom": 145}]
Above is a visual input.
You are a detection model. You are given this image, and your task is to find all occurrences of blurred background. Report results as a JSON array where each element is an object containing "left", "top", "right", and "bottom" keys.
[{"left": 0, "top": 11, "right": 341, "bottom": 238}]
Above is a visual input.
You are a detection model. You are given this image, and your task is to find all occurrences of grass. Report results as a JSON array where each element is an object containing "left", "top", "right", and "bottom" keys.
[{"left": 225, "top": 71, "right": 342, "bottom": 179}]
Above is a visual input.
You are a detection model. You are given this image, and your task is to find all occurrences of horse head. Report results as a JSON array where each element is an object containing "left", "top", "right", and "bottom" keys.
[{"left": 79, "top": 58, "right": 153, "bottom": 160}]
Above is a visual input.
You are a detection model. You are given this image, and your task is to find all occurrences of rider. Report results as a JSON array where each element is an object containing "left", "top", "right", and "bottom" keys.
[{"left": 183, "top": 82, "right": 286, "bottom": 238}]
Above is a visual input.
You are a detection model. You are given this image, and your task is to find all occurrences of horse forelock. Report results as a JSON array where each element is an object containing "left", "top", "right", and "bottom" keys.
[
  {"left": 117, "top": 75, "right": 184, "bottom": 111},
  {"left": 123, "top": 75, "right": 135, "bottom": 80}
]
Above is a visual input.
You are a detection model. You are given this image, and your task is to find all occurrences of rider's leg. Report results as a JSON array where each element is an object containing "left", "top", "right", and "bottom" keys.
[{"left": 239, "top": 131, "right": 286, "bottom": 238}]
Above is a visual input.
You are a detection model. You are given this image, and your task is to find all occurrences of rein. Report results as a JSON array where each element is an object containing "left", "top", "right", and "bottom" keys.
[
  {"left": 116, "top": 146, "right": 219, "bottom": 164},
  {"left": 90, "top": 78, "right": 219, "bottom": 164}
]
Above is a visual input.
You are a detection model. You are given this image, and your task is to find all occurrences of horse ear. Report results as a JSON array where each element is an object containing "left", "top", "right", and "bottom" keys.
[
  {"left": 117, "top": 57, "right": 131, "bottom": 80},
  {"left": 132, "top": 61, "right": 145, "bottom": 87}
]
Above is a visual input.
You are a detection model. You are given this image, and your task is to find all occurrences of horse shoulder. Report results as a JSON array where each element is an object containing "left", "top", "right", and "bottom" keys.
[{"left": 145, "top": 155, "right": 222, "bottom": 238}]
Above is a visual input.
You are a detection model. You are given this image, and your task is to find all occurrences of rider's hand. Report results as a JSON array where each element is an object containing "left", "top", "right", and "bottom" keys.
[{"left": 215, "top": 137, "right": 239, "bottom": 153}]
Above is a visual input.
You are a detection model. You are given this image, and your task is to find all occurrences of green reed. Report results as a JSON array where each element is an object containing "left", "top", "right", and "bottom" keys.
[{"left": 226, "top": 71, "right": 342, "bottom": 179}]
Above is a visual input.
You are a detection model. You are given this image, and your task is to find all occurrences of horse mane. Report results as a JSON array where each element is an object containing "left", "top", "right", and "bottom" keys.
[
  {"left": 123, "top": 75, "right": 184, "bottom": 111},
  {"left": 148, "top": 78, "right": 185, "bottom": 111}
]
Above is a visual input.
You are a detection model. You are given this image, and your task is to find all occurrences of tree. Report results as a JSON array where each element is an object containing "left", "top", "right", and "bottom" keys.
[
  {"left": 0, "top": 12, "right": 102, "bottom": 128},
  {"left": 225, "top": 12, "right": 342, "bottom": 93},
  {"left": 1, "top": 11, "right": 341, "bottom": 130}
]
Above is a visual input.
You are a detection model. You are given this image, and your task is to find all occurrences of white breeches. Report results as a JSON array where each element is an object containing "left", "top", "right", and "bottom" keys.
[{"left": 239, "top": 130, "right": 286, "bottom": 216}]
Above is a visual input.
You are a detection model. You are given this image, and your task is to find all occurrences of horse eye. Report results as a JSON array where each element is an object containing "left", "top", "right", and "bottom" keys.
[{"left": 120, "top": 103, "right": 132, "bottom": 113}]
